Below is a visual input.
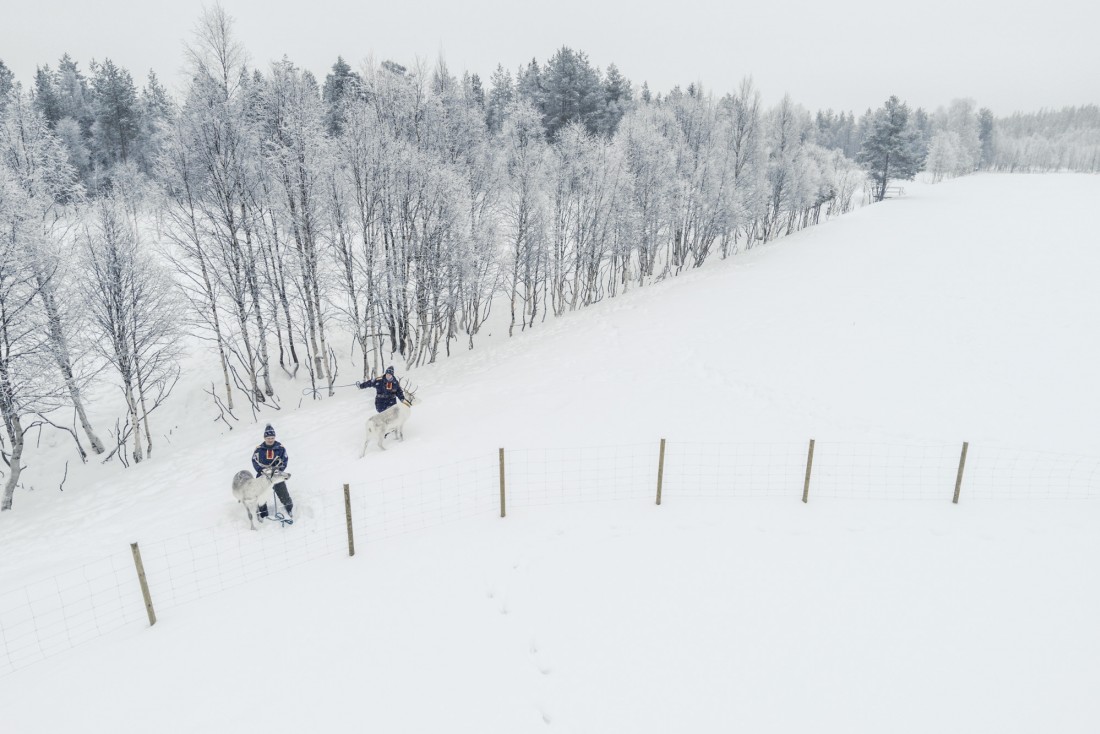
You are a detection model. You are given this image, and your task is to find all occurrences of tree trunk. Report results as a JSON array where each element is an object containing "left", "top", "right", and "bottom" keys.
[
  {"left": 0, "top": 374, "right": 24, "bottom": 510},
  {"left": 199, "top": 254, "right": 235, "bottom": 411},
  {"left": 241, "top": 203, "right": 274, "bottom": 397},
  {"left": 36, "top": 276, "right": 105, "bottom": 454},
  {"left": 123, "top": 376, "right": 143, "bottom": 464},
  {"left": 1, "top": 419, "right": 23, "bottom": 511},
  {"left": 131, "top": 329, "right": 154, "bottom": 459}
]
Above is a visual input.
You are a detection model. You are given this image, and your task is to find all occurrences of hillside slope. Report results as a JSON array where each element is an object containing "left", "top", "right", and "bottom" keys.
[{"left": 2, "top": 174, "right": 1098, "bottom": 733}]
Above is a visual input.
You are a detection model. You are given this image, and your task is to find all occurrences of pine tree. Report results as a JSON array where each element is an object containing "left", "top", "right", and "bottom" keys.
[
  {"left": 90, "top": 58, "right": 141, "bottom": 172},
  {"left": 466, "top": 73, "right": 485, "bottom": 109},
  {"left": 0, "top": 60, "right": 14, "bottom": 112},
  {"left": 322, "top": 56, "right": 361, "bottom": 135},
  {"left": 839, "top": 111, "right": 859, "bottom": 158},
  {"left": 33, "top": 65, "right": 63, "bottom": 126},
  {"left": 599, "top": 63, "right": 633, "bottom": 136},
  {"left": 33, "top": 56, "right": 97, "bottom": 186},
  {"left": 486, "top": 64, "right": 515, "bottom": 134},
  {"left": 55, "top": 118, "right": 92, "bottom": 183},
  {"left": 136, "top": 71, "right": 173, "bottom": 176},
  {"left": 813, "top": 110, "right": 859, "bottom": 158},
  {"left": 381, "top": 60, "right": 407, "bottom": 76},
  {"left": 978, "top": 107, "right": 995, "bottom": 169},
  {"left": 516, "top": 59, "right": 542, "bottom": 108},
  {"left": 56, "top": 55, "right": 93, "bottom": 138},
  {"left": 539, "top": 47, "right": 603, "bottom": 138},
  {"left": 815, "top": 110, "right": 837, "bottom": 150},
  {"left": 857, "top": 96, "right": 924, "bottom": 201},
  {"left": 910, "top": 106, "right": 932, "bottom": 161}
]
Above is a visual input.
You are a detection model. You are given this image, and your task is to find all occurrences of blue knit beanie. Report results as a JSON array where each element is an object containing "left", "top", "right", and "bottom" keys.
[{"left": 264, "top": 424, "right": 276, "bottom": 438}]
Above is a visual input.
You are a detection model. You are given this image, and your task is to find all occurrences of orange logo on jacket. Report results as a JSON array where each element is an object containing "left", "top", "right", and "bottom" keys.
[{"left": 266, "top": 449, "right": 275, "bottom": 460}]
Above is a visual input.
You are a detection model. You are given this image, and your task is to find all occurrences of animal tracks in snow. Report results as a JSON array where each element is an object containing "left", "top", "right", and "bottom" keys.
[
  {"left": 484, "top": 567, "right": 557, "bottom": 725},
  {"left": 529, "top": 638, "right": 553, "bottom": 675}
]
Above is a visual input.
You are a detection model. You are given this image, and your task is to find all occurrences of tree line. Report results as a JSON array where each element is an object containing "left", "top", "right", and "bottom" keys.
[
  {"left": 1, "top": 6, "right": 1096, "bottom": 509},
  {"left": 987, "top": 106, "right": 1100, "bottom": 172}
]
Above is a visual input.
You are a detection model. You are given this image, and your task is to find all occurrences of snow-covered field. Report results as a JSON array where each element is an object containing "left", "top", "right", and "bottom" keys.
[{"left": 1, "top": 173, "right": 1098, "bottom": 732}]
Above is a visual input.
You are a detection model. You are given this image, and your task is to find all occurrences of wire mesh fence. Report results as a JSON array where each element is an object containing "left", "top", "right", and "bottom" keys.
[
  {"left": 2, "top": 437, "right": 1097, "bottom": 678},
  {"left": 807, "top": 441, "right": 964, "bottom": 501},
  {"left": 138, "top": 485, "right": 348, "bottom": 613},
  {"left": 0, "top": 550, "right": 144, "bottom": 677},
  {"left": 354, "top": 455, "right": 499, "bottom": 543},
  {"left": 661, "top": 440, "right": 809, "bottom": 500},
  {"left": 962, "top": 444, "right": 1100, "bottom": 501},
  {"left": 504, "top": 442, "right": 657, "bottom": 508}
]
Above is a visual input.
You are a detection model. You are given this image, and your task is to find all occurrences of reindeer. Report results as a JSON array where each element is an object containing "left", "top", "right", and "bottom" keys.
[
  {"left": 361, "top": 386, "right": 418, "bottom": 456},
  {"left": 232, "top": 467, "right": 292, "bottom": 530}
]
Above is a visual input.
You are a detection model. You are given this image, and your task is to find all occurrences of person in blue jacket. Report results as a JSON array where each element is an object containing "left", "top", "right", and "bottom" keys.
[
  {"left": 252, "top": 424, "right": 293, "bottom": 520},
  {"left": 357, "top": 366, "right": 406, "bottom": 413}
]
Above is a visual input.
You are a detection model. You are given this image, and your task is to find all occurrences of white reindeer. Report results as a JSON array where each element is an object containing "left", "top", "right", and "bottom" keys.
[
  {"left": 232, "top": 468, "right": 292, "bottom": 530},
  {"left": 360, "top": 389, "right": 418, "bottom": 456}
]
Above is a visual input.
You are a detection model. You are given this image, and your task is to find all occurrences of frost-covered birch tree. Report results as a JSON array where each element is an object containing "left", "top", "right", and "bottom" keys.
[
  {"left": 500, "top": 100, "right": 551, "bottom": 333},
  {"left": 617, "top": 104, "right": 677, "bottom": 281},
  {"left": 665, "top": 89, "right": 734, "bottom": 270},
  {"left": 0, "top": 160, "right": 71, "bottom": 509},
  {"left": 0, "top": 90, "right": 104, "bottom": 456},
  {"left": 173, "top": 6, "right": 270, "bottom": 405},
  {"left": 160, "top": 109, "right": 236, "bottom": 410},
  {"left": 925, "top": 130, "right": 961, "bottom": 182},
  {"left": 430, "top": 63, "right": 501, "bottom": 354},
  {"left": 257, "top": 59, "right": 334, "bottom": 393},
  {"left": 939, "top": 99, "right": 981, "bottom": 175},
  {"left": 334, "top": 96, "right": 388, "bottom": 377},
  {"left": 762, "top": 95, "right": 809, "bottom": 242},
  {"left": 80, "top": 195, "right": 182, "bottom": 465},
  {"left": 719, "top": 78, "right": 766, "bottom": 252}
]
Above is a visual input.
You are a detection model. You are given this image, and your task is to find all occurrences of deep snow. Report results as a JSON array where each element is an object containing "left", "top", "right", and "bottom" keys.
[{"left": 1, "top": 173, "right": 1098, "bottom": 733}]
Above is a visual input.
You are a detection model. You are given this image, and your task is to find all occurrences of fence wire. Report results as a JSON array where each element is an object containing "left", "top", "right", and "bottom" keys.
[
  {"left": 140, "top": 484, "right": 348, "bottom": 613},
  {"left": 662, "top": 440, "right": 809, "bottom": 499},
  {"left": 807, "top": 441, "right": 963, "bottom": 501},
  {"left": 353, "top": 455, "right": 499, "bottom": 543},
  {"left": 962, "top": 445, "right": 1100, "bottom": 501},
  {"left": 0, "top": 550, "right": 142, "bottom": 677},
  {"left": 504, "top": 443, "right": 657, "bottom": 508},
  {"left": 2, "top": 437, "right": 1097, "bottom": 678}
]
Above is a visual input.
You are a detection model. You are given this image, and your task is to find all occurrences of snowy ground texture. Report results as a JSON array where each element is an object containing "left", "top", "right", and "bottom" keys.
[{"left": 1, "top": 173, "right": 1098, "bottom": 733}]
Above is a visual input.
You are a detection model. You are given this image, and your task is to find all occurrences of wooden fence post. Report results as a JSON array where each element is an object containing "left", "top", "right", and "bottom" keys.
[
  {"left": 802, "top": 439, "right": 816, "bottom": 503},
  {"left": 953, "top": 442, "right": 969, "bottom": 504},
  {"left": 344, "top": 483, "right": 355, "bottom": 556},
  {"left": 656, "top": 438, "right": 667, "bottom": 505},
  {"left": 499, "top": 448, "right": 506, "bottom": 518},
  {"left": 130, "top": 542, "right": 156, "bottom": 627}
]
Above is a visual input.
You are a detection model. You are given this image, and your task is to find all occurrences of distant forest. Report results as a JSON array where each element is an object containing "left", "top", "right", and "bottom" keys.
[
  {"left": 1, "top": 5, "right": 1098, "bottom": 494},
  {"left": 2, "top": 38, "right": 1096, "bottom": 195}
]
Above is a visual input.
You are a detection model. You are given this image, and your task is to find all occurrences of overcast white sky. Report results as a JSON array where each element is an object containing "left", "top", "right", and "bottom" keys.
[{"left": 2, "top": 0, "right": 1098, "bottom": 115}]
